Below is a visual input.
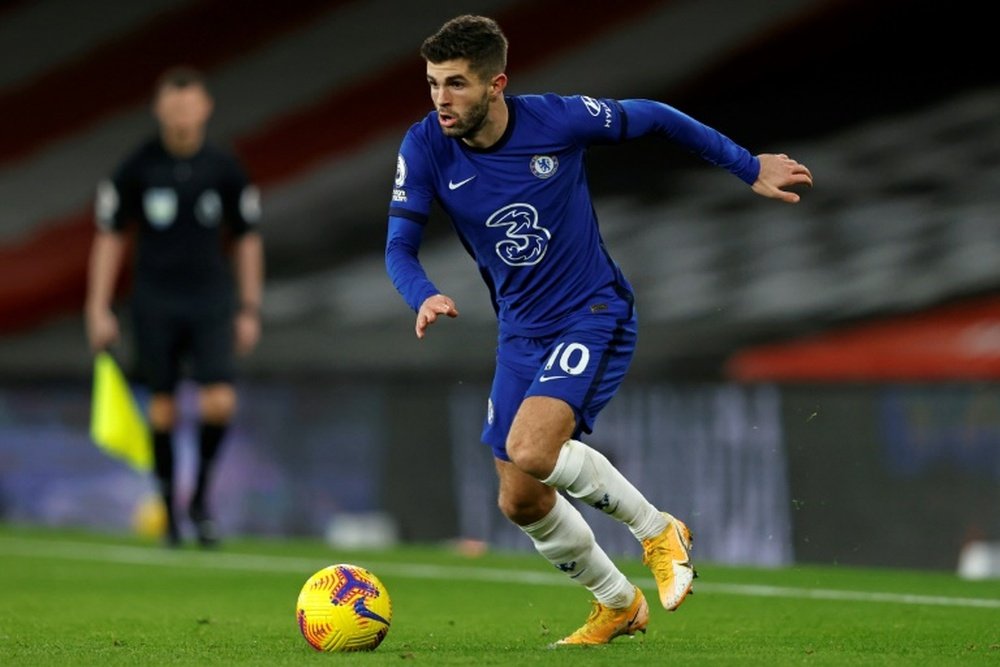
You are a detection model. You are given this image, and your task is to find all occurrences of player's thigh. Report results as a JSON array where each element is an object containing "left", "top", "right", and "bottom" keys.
[
  {"left": 506, "top": 395, "right": 576, "bottom": 475},
  {"left": 481, "top": 334, "right": 547, "bottom": 461}
]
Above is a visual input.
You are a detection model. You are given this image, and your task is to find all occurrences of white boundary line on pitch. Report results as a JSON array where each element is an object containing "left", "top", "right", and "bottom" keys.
[{"left": 2, "top": 536, "right": 999, "bottom": 610}]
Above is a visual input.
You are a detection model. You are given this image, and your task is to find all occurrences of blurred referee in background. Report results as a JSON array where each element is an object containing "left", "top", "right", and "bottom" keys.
[{"left": 85, "top": 66, "right": 264, "bottom": 548}]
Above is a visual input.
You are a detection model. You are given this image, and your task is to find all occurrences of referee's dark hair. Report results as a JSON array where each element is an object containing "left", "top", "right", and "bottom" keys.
[{"left": 153, "top": 66, "right": 209, "bottom": 97}]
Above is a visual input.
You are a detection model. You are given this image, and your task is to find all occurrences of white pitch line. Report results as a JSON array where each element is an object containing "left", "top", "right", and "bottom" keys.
[
  {"left": 1, "top": 536, "right": 998, "bottom": 610},
  {"left": 697, "top": 582, "right": 1000, "bottom": 609}
]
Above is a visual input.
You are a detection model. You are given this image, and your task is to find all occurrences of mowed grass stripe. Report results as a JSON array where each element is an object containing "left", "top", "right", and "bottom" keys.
[{"left": 2, "top": 535, "right": 998, "bottom": 610}]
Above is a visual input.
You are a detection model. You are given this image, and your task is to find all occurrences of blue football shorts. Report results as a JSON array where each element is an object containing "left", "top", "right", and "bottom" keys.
[{"left": 481, "top": 299, "right": 638, "bottom": 461}]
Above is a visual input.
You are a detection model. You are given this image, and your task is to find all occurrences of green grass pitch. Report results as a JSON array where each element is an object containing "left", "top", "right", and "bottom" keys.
[{"left": 1, "top": 523, "right": 998, "bottom": 665}]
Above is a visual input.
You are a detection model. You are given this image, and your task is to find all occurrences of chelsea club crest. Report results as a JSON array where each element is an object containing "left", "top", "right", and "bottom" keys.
[{"left": 530, "top": 154, "right": 558, "bottom": 179}]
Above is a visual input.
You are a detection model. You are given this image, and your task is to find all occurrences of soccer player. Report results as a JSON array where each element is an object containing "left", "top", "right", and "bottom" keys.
[
  {"left": 386, "top": 15, "right": 812, "bottom": 644},
  {"left": 85, "top": 67, "right": 264, "bottom": 548}
]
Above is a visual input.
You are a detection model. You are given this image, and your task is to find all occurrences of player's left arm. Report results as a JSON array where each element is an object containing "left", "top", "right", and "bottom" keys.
[
  {"left": 233, "top": 230, "right": 264, "bottom": 355},
  {"left": 750, "top": 153, "right": 813, "bottom": 203},
  {"left": 620, "top": 99, "right": 812, "bottom": 202}
]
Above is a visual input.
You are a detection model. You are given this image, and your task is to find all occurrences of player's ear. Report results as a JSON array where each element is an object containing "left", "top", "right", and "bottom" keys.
[{"left": 490, "top": 72, "right": 508, "bottom": 96}]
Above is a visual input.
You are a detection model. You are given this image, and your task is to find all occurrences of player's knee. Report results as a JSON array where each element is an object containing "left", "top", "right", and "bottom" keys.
[
  {"left": 497, "top": 489, "right": 551, "bottom": 526},
  {"left": 148, "top": 394, "right": 177, "bottom": 431},
  {"left": 198, "top": 384, "right": 236, "bottom": 422},
  {"left": 506, "top": 435, "right": 558, "bottom": 480}
]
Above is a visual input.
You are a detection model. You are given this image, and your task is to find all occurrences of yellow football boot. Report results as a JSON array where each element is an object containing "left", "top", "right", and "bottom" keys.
[
  {"left": 555, "top": 586, "right": 649, "bottom": 646},
  {"left": 642, "top": 513, "right": 696, "bottom": 611}
]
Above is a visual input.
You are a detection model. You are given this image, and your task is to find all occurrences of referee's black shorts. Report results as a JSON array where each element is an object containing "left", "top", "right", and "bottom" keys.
[{"left": 130, "top": 292, "right": 236, "bottom": 393}]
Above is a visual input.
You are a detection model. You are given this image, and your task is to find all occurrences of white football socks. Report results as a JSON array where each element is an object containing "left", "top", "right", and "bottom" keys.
[
  {"left": 543, "top": 439, "right": 668, "bottom": 541},
  {"left": 520, "top": 493, "right": 635, "bottom": 609}
]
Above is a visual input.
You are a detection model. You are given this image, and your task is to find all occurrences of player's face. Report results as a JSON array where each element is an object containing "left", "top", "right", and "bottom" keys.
[
  {"left": 154, "top": 84, "right": 213, "bottom": 136},
  {"left": 426, "top": 59, "right": 493, "bottom": 140}
]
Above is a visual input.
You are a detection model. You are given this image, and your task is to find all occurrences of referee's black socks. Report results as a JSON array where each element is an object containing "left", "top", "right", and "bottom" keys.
[
  {"left": 191, "top": 422, "right": 227, "bottom": 513},
  {"left": 152, "top": 429, "right": 180, "bottom": 546}
]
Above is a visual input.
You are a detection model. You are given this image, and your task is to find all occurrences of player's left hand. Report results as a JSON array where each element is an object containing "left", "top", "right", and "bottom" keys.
[
  {"left": 752, "top": 153, "right": 813, "bottom": 203},
  {"left": 235, "top": 310, "right": 260, "bottom": 356}
]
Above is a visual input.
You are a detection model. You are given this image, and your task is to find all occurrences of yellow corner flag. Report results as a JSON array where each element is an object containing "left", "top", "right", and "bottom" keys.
[{"left": 90, "top": 351, "right": 152, "bottom": 471}]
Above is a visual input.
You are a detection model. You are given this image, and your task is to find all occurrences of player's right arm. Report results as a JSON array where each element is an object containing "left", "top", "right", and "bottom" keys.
[
  {"left": 85, "top": 227, "right": 125, "bottom": 353},
  {"left": 85, "top": 173, "right": 134, "bottom": 353},
  {"left": 384, "top": 128, "right": 458, "bottom": 339},
  {"left": 385, "top": 216, "right": 458, "bottom": 339}
]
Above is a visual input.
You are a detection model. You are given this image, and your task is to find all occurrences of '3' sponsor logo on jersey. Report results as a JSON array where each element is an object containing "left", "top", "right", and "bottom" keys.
[{"left": 485, "top": 203, "right": 551, "bottom": 266}]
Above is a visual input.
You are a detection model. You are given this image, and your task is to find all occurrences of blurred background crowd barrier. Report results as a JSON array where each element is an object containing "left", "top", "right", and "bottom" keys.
[{"left": 2, "top": 377, "right": 997, "bottom": 571}]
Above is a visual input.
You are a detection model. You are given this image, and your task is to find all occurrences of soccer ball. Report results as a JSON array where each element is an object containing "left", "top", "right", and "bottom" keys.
[{"left": 296, "top": 563, "right": 392, "bottom": 652}]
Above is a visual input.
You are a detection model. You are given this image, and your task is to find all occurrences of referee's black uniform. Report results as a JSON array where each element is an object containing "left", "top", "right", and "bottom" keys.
[
  {"left": 97, "top": 136, "right": 261, "bottom": 391},
  {"left": 94, "top": 132, "right": 262, "bottom": 547}
]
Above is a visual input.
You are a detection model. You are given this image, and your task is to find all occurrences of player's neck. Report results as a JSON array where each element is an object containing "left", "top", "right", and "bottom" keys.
[
  {"left": 161, "top": 129, "right": 205, "bottom": 158},
  {"left": 462, "top": 95, "right": 508, "bottom": 150}
]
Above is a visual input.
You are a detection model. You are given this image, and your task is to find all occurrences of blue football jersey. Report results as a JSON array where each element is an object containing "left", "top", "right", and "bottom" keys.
[{"left": 389, "top": 94, "right": 634, "bottom": 337}]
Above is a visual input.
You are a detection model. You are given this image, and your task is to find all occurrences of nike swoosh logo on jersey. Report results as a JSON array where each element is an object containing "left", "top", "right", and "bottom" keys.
[
  {"left": 448, "top": 175, "right": 476, "bottom": 190},
  {"left": 539, "top": 375, "right": 569, "bottom": 382}
]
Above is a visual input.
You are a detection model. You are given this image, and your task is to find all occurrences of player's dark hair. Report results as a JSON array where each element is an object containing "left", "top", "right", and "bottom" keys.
[
  {"left": 154, "top": 66, "right": 209, "bottom": 97},
  {"left": 420, "top": 15, "right": 508, "bottom": 81}
]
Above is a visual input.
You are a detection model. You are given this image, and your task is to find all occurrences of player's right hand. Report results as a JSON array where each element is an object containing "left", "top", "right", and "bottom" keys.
[
  {"left": 86, "top": 307, "right": 120, "bottom": 353},
  {"left": 415, "top": 294, "right": 459, "bottom": 339}
]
